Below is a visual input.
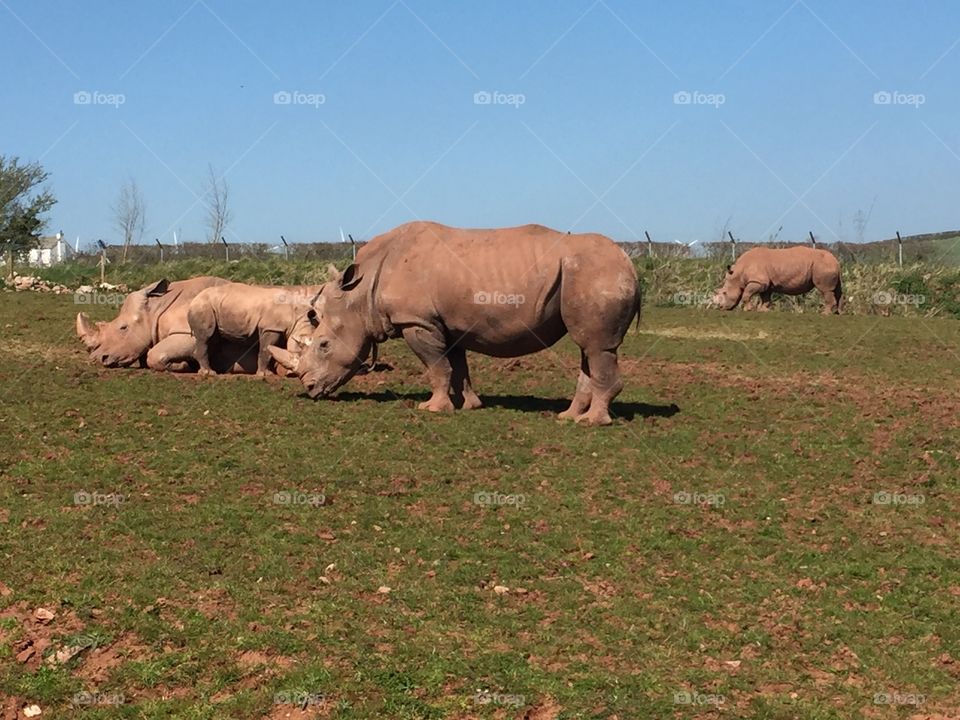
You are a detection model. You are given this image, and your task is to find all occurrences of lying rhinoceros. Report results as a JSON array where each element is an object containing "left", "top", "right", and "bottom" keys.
[
  {"left": 268, "top": 221, "right": 641, "bottom": 426},
  {"left": 75, "top": 276, "right": 248, "bottom": 371},
  {"left": 185, "top": 282, "right": 326, "bottom": 376},
  {"left": 711, "top": 246, "right": 843, "bottom": 313}
]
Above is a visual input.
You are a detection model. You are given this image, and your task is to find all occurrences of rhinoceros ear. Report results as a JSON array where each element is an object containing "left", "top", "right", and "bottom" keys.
[
  {"left": 142, "top": 279, "right": 170, "bottom": 297},
  {"left": 267, "top": 345, "right": 299, "bottom": 372},
  {"left": 339, "top": 264, "right": 362, "bottom": 291},
  {"left": 726, "top": 265, "right": 733, "bottom": 275},
  {"left": 325, "top": 264, "right": 342, "bottom": 283}
]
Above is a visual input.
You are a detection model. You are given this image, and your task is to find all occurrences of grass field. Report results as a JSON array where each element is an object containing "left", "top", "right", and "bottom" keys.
[{"left": 2, "top": 292, "right": 960, "bottom": 719}]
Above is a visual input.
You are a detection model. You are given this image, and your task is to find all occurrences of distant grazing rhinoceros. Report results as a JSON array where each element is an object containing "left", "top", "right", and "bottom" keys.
[
  {"left": 712, "top": 246, "right": 842, "bottom": 313},
  {"left": 268, "top": 221, "right": 641, "bottom": 425},
  {"left": 186, "top": 282, "right": 326, "bottom": 376},
  {"left": 76, "top": 276, "right": 242, "bottom": 371}
]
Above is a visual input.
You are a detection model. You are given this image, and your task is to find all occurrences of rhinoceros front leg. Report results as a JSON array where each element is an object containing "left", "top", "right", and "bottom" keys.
[
  {"left": 257, "top": 330, "right": 284, "bottom": 377},
  {"left": 449, "top": 346, "right": 482, "bottom": 410},
  {"left": 402, "top": 325, "right": 455, "bottom": 412},
  {"left": 740, "top": 282, "right": 763, "bottom": 311},
  {"left": 146, "top": 334, "right": 196, "bottom": 373}
]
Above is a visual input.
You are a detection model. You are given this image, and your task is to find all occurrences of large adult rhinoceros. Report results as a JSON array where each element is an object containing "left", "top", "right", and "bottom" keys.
[
  {"left": 711, "top": 245, "right": 843, "bottom": 313},
  {"left": 268, "top": 221, "right": 641, "bottom": 425},
  {"left": 75, "top": 276, "right": 247, "bottom": 371}
]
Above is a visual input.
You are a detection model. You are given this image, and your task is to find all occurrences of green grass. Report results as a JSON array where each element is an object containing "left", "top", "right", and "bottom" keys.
[{"left": 2, "top": 293, "right": 960, "bottom": 718}]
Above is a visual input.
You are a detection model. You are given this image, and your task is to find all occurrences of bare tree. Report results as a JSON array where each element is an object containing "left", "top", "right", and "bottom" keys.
[
  {"left": 852, "top": 195, "right": 877, "bottom": 243},
  {"left": 113, "top": 177, "right": 145, "bottom": 263},
  {"left": 204, "top": 164, "right": 231, "bottom": 244}
]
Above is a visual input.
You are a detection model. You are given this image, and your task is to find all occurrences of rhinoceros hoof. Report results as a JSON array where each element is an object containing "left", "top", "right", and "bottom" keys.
[
  {"left": 460, "top": 395, "right": 484, "bottom": 410},
  {"left": 197, "top": 368, "right": 216, "bottom": 378},
  {"left": 574, "top": 411, "right": 614, "bottom": 427},
  {"left": 418, "top": 398, "right": 455, "bottom": 412}
]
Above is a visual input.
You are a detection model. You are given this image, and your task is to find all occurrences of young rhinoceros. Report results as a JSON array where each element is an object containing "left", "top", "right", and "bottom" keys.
[
  {"left": 186, "top": 282, "right": 324, "bottom": 376},
  {"left": 712, "top": 246, "right": 843, "bottom": 314},
  {"left": 268, "top": 221, "right": 641, "bottom": 426}
]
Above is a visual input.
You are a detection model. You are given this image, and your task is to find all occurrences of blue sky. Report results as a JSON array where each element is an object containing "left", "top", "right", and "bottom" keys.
[{"left": 3, "top": 0, "right": 959, "bottom": 249}]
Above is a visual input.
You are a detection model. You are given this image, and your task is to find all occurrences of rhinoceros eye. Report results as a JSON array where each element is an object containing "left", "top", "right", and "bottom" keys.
[{"left": 119, "top": 324, "right": 128, "bottom": 331}]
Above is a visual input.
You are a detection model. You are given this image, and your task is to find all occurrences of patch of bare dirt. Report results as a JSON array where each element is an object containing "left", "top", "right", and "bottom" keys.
[
  {"left": 2, "top": 601, "right": 85, "bottom": 671},
  {"left": 639, "top": 327, "right": 770, "bottom": 342},
  {"left": 74, "top": 633, "right": 151, "bottom": 683},
  {"left": 523, "top": 698, "right": 562, "bottom": 720}
]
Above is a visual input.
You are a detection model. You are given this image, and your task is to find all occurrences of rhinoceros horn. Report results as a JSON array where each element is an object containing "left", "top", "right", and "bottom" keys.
[
  {"left": 76, "top": 312, "right": 100, "bottom": 349},
  {"left": 268, "top": 345, "right": 299, "bottom": 372}
]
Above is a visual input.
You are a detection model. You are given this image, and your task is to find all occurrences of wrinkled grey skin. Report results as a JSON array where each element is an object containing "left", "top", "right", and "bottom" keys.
[
  {"left": 270, "top": 221, "right": 640, "bottom": 425},
  {"left": 76, "top": 277, "right": 229, "bottom": 369},
  {"left": 712, "top": 246, "right": 843, "bottom": 314}
]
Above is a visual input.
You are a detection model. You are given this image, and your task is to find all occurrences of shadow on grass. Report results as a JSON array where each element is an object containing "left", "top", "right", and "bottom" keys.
[{"left": 326, "top": 390, "right": 680, "bottom": 421}]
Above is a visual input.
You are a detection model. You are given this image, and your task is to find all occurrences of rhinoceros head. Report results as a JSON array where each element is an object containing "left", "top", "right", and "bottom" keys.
[
  {"left": 269, "top": 264, "right": 374, "bottom": 398},
  {"left": 711, "top": 265, "right": 743, "bottom": 310},
  {"left": 76, "top": 279, "right": 171, "bottom": 367}
]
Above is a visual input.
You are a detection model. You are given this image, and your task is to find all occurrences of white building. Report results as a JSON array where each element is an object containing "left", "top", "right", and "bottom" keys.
[{"left": 28, "top": 232, "right": 73, "bottom": 267}]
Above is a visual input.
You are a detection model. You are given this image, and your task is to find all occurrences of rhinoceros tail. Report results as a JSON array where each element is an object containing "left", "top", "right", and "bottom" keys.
[
  {"left": 835, "top": 275, "right": 844, "bottom": 314},
  {"left": 633, "top": 279, "right": 644, "bottom": 333}
]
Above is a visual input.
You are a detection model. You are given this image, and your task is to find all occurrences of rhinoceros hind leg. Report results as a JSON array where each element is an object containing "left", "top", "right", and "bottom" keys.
[
  {"left": 403, "top": 326, "right": 456, "bottom": 413},
  {"left": 574, "top": 348, "right": 622, "bottom": 426},
  {"left": 559, "top": 352, "right": 592, "bottom": 420},
  {"left": 818, "top": 284, "right": 840, "bottom": 314},
  {"left": 449, "top": 347, "right": 482, "bottom": 409}
]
